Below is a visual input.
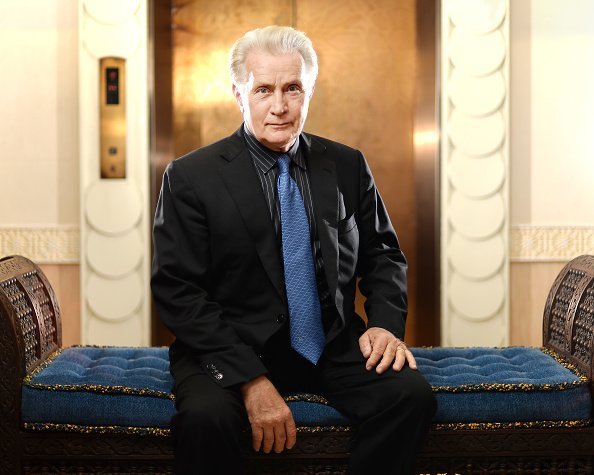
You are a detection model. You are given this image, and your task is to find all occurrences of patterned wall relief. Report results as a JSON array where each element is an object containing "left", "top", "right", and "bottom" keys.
[
  {"left": 441, "top": 0, "right": 510, "bottom": 346},
  {"left": 0, "top": 227, "right": 79, "bottom": 264},
  {"left": 78, "top": 0, "right": 150, "bottom": 345},
  {"left": 511, "top": 226, "right": 594, "bottom": 262}
]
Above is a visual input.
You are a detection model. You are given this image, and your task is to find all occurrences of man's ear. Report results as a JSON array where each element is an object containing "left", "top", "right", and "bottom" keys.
[{"left": 232, "top": 84, "right": 244, "bottom": 112}]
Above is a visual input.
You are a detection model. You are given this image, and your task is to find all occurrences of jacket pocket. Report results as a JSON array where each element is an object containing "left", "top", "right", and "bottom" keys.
[{"left": 337, "top": 214, "right": 357, "bottom": 234}]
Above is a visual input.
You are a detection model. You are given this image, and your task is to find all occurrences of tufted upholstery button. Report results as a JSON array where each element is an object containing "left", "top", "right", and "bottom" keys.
[{"left": 276, "top": 313, "right": 286, "bottom": 323}]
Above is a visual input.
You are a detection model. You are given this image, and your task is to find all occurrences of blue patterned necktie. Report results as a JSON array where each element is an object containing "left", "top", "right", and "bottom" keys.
[{"left": 277, "top": 154, "right": 325, "bottom": 364}]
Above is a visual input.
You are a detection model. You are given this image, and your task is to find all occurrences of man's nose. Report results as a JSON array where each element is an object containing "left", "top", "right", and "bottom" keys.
[{"left": 270, "top": 90, "right": 287, "bottom": 115}]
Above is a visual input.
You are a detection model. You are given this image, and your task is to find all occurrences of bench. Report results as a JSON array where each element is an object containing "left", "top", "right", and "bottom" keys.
[{"left": 1, "top": 254, "right": 594, "bottom": 474}]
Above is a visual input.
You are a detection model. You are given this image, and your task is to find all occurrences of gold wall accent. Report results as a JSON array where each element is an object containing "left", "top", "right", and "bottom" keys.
[
  {"left": 99, "top": 57, "right": 127, "bottom": 179},
  {"left": 172, "top": 0, "right": 293, "bottom": 157},
  {"left": 297, "top": 0, "right": 419, "bottom": 340}
]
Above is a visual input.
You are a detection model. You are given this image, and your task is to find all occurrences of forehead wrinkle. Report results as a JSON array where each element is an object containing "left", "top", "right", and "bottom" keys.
[{"left": 244, "top": 51, "right": 309, "bottom": 90}]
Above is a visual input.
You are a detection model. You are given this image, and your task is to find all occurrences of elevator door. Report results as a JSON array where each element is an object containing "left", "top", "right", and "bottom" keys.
[{"left": 152, "top": 0, "right": 438, "bottom": 347}]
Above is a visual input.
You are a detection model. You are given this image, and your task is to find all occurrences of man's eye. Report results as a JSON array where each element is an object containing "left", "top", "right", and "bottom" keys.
[
  {"left": 255, "top": 87, "right": 269, "bottom": 94},
  {"left": 287, "top": 85, "right": 302, "bottom": 93}
]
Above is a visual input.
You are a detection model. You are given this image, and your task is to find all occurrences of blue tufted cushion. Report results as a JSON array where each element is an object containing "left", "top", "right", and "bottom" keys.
[
  {"left": 21, "top": 346, "right": 591, "bottom": 434},
  {"left": 414, "top": 347, "right": 592, "bottom": 425},
  {"left": 22, "top": 347, "right": 176, "bottom": 430},
  {"left": 21, "top": 347, "right": 349, "bottom": 432}
]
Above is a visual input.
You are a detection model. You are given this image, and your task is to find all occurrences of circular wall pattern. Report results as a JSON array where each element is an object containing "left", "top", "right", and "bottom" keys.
[
  {"left": 83, "top": 14, "right": 140, "bottom": 59},
  {"left": 450, "top": 29, "right": 506, "bottom": 77},
  {"left": 87, "top": 272, "right": 143, "bottom": 321},
  {"left": 447, "top": 312, "right": 506, "bottom": 347},
  {"left": 87, "top": 229, "right": 143, "bottom": 278},
  {"left": 84, "top": 0, "right": 140, "bottom": 25},
  {"left": 449, "top": 191, "right": 505, "bottom": 239},
  {"left": 448, "top": 150, "right": 505, "bottom": 198},
  {"left": 441, "top": 1, "right": 509, "bottom": 347},
  {"left": 449, "top": 273, "right": 505, "bottom": 321},
  {"left": 449, "top": 110, "right": 505, "bottom": 157},
  {"left": 87, "top": 313, "right": 144, "bottom": 346},
  {"left": 448, "top": 0, "right": 506, "bottom": 35},
  {"left": 85, "top": 180, "right": 142, "bottom": 236},
  {"left": 447, "top": 234, "right": 505, "bottom": 280},
  {"left": 449, "top": 70, "right": 505, "bottom": 117}
]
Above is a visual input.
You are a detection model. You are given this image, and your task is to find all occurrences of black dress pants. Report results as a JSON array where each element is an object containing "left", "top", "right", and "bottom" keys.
[{"left": 170, "top": 323, "right": 436, "bottom": 475}]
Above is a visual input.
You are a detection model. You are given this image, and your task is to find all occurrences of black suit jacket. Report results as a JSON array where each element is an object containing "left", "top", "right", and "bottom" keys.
[{"left": 151, "top": 127, "right": 407, "bottom": 388}]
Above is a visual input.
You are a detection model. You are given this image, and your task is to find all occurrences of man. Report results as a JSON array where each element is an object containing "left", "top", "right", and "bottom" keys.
[{"left": 151, "top": 25, "right": 436, "bottom": 474}]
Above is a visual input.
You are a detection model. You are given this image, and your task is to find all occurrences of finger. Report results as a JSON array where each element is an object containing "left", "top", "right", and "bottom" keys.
[
  {"left": 285, "top": 417, "right": 297, "bottom": 450},
  {"left": 375, "top": 342, "right": 397, "bottom": 374},
  {"left": 406, "top": 349, "right": 418, "bottom": 370},
  {"left": 366, "top": 338, "right": 388, "bottom": 371},
  {"left": 261, "top": 427, "right": 275, "bottom": 454},
  {"left": 392, "top": 350, "right": 405, "bottom": 371},
  {"left": 359, "top": 333, "right": 372, "bottom": 358},
  {"left": 251, "top": 425, "right": 263, "bottom": 452},
  {"left": 273, "top": 426, "right": 287, "bottom": 454},
  {"left": 392, "top": 347, "right": 407, "bottom": 372}
]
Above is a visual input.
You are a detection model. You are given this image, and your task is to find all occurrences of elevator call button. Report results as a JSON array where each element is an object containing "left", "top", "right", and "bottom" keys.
[{"left": 100, "top": 58, "right": 126, "bottom": 179}]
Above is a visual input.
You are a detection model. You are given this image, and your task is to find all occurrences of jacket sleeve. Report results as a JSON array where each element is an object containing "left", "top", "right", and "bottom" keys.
[
  {"left": 150, "top": 160, "right": 267, "bottom": 388},
  {"left": 355, "top": 152, "right": 408, "bottom": 339}
]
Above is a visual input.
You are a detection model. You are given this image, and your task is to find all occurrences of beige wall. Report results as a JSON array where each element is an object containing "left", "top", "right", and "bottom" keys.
[
  {"left": 1, "top": 0, "right": 593, "bottom": 347},
  {"left": 510, "top": 0, "right": 594, "bottom": 345},
  {"left": 511, "top": 0, "right": 594, "bottom": 225},
  {"left": 0, "top": 0, "right": 79, "bottom": 225},
  {"left": 0, "top": 0, "right": 80, "bottom": 345}
]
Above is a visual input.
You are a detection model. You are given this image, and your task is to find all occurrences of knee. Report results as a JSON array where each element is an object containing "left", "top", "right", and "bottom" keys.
[
  {"left": 395, "top": 371, "right": 437, "bottom": 419},
  {"left": 384, "top": 370, "right": 437, "bottom": 420},
  {"left": 172, "top": 399, "right": 244, "bottom": 439}
]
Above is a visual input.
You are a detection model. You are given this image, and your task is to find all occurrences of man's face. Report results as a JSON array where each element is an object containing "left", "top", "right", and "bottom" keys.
[{"left": 233, "top": 50, "right": 313, "bottom": 152}]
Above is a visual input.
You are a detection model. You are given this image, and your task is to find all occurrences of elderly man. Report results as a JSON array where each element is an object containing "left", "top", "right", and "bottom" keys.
[{"left": 151, "top": 25, "right": 436, "bottom": 474}]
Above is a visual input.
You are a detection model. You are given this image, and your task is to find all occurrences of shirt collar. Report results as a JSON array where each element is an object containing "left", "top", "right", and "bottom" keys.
[{"left": 243, "top": 123, "right": 305, "bottom": 173}]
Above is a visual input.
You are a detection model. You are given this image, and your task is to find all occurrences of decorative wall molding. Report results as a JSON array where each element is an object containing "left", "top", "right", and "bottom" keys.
[
  {"left": 79, "top": 0, "right": 150, "bottom": 346},
  {"left": 511, "top": 226, "right": 594, "bottom": 262},
  {"left": 0, "top": 226, "right": 79, "bottom": 264},
  {"left": 440, "top": 0, "right": 510, "bottom": 347}
]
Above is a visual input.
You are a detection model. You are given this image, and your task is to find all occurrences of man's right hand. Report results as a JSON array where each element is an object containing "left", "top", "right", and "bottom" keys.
[{"left": 241, "top": 375, "right": 297, "bottom": 453}]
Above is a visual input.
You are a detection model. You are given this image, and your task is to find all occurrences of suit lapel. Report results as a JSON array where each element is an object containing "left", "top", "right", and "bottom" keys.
[
  {"left": 218, "top": 129, "right": 285, "bottom": 300},
  {"left": 302, "top": 134, "right": 340, "bottom": 303}
]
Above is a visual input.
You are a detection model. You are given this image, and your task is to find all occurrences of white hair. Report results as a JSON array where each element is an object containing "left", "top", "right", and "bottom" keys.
[{"left": 229, "top": 25, "right": 318, "bottom": 90}]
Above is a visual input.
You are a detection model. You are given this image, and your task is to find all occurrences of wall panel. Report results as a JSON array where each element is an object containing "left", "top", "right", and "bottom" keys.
[
  {"left": 79, "top": 0, "right": 150, "bottom": 345},
  {"left": 440, "top": 0, "right": 510, "bottom": 346}
]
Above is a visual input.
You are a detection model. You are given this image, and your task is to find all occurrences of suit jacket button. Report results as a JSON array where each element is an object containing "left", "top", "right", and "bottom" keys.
[
  {"left": 276, "top": 314, "right": 286, "bottom": 323},
  {"left": 214, "top": 372, "right": 223, "bottom": 380},
  {"left": 206, "top": 363, "right": 215, "bottom": 370}
]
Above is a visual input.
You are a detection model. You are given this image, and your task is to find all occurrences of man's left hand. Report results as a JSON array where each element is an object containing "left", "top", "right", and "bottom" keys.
[{"left": 359, "top": 327, "right": 417, "bottom": 374}]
